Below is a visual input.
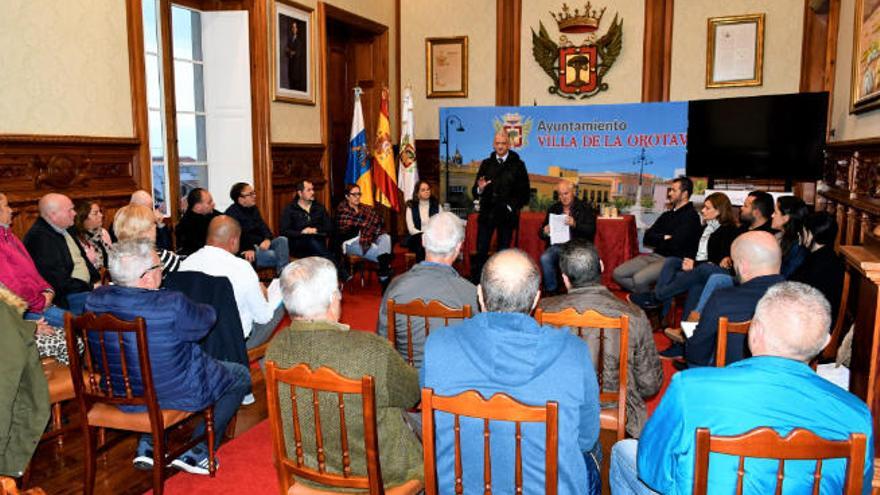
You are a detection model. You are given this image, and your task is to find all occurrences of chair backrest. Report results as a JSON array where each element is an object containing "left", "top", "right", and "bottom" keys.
[
  {"left": 693, "top": 427, "right": 867, "bottom": 495},
  {"left": 0, "top": 477, "right": 46, "bottom": 495},
  {"left": 534, "top": 307, "right": 629, "bottom": 440},
  {"left": 265, "top": 361, "right": 384, "bottom": 494},
  {"left": 715, "top": 317, "right": 752, "bottom": 367},
  {"left": 421, "top": 388, "right": 558, "bottom": 495},
  {"left": 386, "top": 298, "right": 472, "bottom": 366},
  {"left": 822, "top": 270, "right": 851, "bottom": 361}
]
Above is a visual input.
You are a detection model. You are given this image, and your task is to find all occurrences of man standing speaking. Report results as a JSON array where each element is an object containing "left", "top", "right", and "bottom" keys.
[{"left": 471, "top": 131, "right": 531, "bottom": 279}]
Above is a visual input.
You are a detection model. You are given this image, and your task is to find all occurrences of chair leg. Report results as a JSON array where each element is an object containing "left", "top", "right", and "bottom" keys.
[
  {"left": 152, "top": 435, "right": 166, "bottom": 495},
  {"left": 83, "top": 426, "right": 98, "bottom": 495},
  {"left": 206, "top": 408, "right": 216, "bottom": 477},
  {"left": 225, "top": 413, "right": 237, "bottom": 441},
  {"left": 97, "top": 427, "right": 106, "bottom": 447},
  {"left": 52, "top": 403, "right": 63, "bottom": 446}
]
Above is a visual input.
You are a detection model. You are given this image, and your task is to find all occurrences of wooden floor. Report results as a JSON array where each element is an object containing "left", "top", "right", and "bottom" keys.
[{"left": 26, "top": 368, "right": 269, "bottom": 495}]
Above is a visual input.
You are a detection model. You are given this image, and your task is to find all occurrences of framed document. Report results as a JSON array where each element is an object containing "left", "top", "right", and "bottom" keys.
[
  {"left": 851, "top": 0, "right": 880, "bottom": 113},
  {"left": 271, "top": 0, "right": 316, "bottom": 105},
  {"left": 706, "top": 14, "right": 765, "bottom": 88},
  {"left": 426, "top": 36, "right": 468, "bottom": 98}
]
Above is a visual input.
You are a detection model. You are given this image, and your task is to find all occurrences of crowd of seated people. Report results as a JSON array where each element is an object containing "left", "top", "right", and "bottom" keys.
[{"left": 2, "top": 177, "right": 872, "bottom": 495}]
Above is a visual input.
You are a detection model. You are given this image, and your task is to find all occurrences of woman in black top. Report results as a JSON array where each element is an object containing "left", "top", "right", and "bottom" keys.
[{"left": 404, "top": 180, "right": 439, "bottom": 262}]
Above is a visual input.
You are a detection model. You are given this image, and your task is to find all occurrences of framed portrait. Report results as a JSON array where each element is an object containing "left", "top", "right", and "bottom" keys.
[
  {"left": 705, "top": 14, "right": 765, "bottom": 88},
  {"left": 851, "top": 0, "right": 880, "bottom": 113},
  {"left": 426, "top": 36, "right": 468, "bottom": 98},
  {"left": 272, "top": 0, "right": 315, "bottom": 105}
]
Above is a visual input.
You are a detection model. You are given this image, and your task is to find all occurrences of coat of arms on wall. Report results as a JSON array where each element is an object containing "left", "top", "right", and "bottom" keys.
[{"left": 532, "top": 2, "right": 623, "bottom": 100}]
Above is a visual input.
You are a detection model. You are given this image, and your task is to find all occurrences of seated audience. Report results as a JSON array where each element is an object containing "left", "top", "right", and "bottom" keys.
[
  {"left": 610, "top": 282, "right": 873, "bottom": 495},
  {"left": 175, "top": 188, "right": 219, "bottom": 256},
  {"left": 404, "top": 180, "right": 439, "bottom": 263},
  {"left": 773, "top": 195, "right": 809, "bottom": 278},
  {"left": 377, "top": 212, "right": 477, "bottom": 368},
  {"left": 629, "top": 192, "right": 738, "bottom": 316},
  {"left": 422, "top": 249, "right": 601, "bottom": 494},
  {"left": 266, "top": 257, "right": 422, "bottom": 490},
  {"left": 113, "top": 204, "right": 180, "bottom": 276},
  {"left": 85, "top": 239, "right": 250, "bottom": 475},
  {"left": 180, "top": 216, "right": 284, "bottom": 351},
  {"left": 129, "top": 189, "right": 172, "bottom": 250},
  {"left": 612, "top": 177, "right": 702, "bottom": 293},
  {"left": 676, "top": 231, "right": 784, "bottom": 367},
  {"left": 539, "top": 240, "right": 662, "bottom": 437},
  {"left": 279, "top": 180, "right": 333, "bottom": 259},
  {"left": 335, "top": 184, "right": 393, "bottom": 287},
  {"left": 24, "top": 193, "right": 99, "bottom": 313},
  {"left": 224, "top": 182, "right": 289, "bottom": 275},
  {"left": 738, "top": 190, "right": 776, "bottom": 235},
  {"left": 792, "top": 211, "right": 845, "bottom": 325},
  {"left": 74, "top": 200, "right": 111, "bottom": 270},
  {"left": 539, "top": 180, "right": 597, "bottom": 294}
]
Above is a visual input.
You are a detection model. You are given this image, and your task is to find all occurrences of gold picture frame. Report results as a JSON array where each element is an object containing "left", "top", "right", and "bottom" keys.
[
  {"left": 426, "top": 36, "right": 468, "bottom": 98},
  {"left": 271, "top": 0, "right": 316, "bottom": 105},
  {"left": 706, "top": 13, "right": 765, "bottom": 88},
  {"left": 850, "top": 0, "right": 880, "bottom": 114}
]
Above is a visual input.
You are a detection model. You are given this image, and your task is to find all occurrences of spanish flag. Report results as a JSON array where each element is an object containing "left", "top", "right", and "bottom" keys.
[
  {"left": 372, "top": 87, "right": 400, "bottom": 212},
  {"left": 344, "top": 87, "right": 373, "bottom": 205}
]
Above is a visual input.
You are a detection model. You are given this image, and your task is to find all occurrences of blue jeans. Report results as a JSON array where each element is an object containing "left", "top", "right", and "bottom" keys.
[
  {"left": 344, "top": 233, "right": 391, "bottom": 263},
  {"left": 254, "top": 236, "right": 290, "bottom": 275},
  {"left": 609, "top": 439, "right": 659, "bottom": 495},
  {"left": 540, "top": 244, "right": 563, "bottom": 292},
  {"left": 690, "top": 273, "right": 735, "bottom": 315},
  {"left": 655, "top": 259, "right": 728, "bottom": 317},
  {"left": 24, "top": 304, "right": 69, "bottom": 327}
]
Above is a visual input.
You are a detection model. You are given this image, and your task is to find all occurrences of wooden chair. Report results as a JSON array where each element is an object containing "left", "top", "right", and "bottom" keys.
[
  {"left": 265, "top": 361, "right": 422, "bottom": 495},
  {"left": 346, "top": 254, "right": 378, "bottom": 292},
  {"left": 715, "top": 317, "right": 752, "bottom": 367},
  {"left": 65, "top": 312, "right": 216, "bottom": 495},
  {"left": 386, "top": 299, "right": 472, "bottom": 366},
  {"left": 421, "top": 388, "right": 558, "bottom": 495},
  {"left": 40, "top": 357, "right": 76, "bottom": 444},
  {"left": 534, "top": 307, "right": 629, "bottom": 440},
  {"left": 693, "top": 427, "right": 867, "bottom": 495},
  {"left": 0, "top": 477, "right": 45, "bottom": 495}
]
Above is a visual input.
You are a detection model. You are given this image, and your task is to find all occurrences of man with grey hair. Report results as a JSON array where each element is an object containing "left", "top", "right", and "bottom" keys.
[
  {"left": 377, "top": 211, "right": 477, "bottom": 368},
  {"left": 422, "top": 249, "right": 602, "bottom": 494},
  {"left": 265, "top": 257, "right": 423, "bottom": 490},
  {"left": 610, "top": 281, "right": 873, "bottom": 495},
  {"left": 85, "top": 239, "right": 251, "bottom": 475},
  {"left": 539, "top": 240, "right": 662, "bottom": 438},
  {"left": 538, "top": 180, "right": 597, "bottom": 294}
]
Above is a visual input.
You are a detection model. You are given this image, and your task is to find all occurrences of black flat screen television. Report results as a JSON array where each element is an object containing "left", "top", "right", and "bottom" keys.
[{"left": 686, "top": 92, "right": 828, "bottom": 181}]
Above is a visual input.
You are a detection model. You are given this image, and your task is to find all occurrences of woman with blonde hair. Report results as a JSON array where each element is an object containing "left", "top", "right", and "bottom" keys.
[{"left": 113, "top": 204, "right": 180, "bottom": 275}]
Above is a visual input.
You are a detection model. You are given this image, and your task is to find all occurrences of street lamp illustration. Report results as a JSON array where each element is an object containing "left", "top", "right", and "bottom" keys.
[{"left": 442, "top": 114, "right": 465, "bottom": 203}]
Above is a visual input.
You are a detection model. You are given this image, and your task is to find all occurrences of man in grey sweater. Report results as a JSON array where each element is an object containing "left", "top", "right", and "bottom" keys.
[{"left": 377, "top": 212, "right": 478, "bottom": 369}]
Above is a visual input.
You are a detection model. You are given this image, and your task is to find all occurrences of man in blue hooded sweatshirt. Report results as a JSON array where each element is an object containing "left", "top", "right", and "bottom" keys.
[{"left": 421, "top": 248, "right": 601, "bottom": 494}]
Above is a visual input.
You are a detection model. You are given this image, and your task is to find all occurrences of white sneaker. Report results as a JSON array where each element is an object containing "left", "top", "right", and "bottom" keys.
[
  {"left": 171, "top": 452, "right": 217, "bottom": 475},
  {"left": 241, "top": 393, "right": 255, "bottom": 406}
]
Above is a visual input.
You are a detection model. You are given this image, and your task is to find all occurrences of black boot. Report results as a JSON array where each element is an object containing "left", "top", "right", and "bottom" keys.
[{"left": 377, "top": 253, "right": 393, "bottom": 278}]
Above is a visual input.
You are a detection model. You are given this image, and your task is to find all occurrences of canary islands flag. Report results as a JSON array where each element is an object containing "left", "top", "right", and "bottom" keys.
[
  {"left": 345, "top": 87, "right": 373, "bottom": 205},
  {"left": 372, "top": 87, "right": 401, "bottom": 211}
]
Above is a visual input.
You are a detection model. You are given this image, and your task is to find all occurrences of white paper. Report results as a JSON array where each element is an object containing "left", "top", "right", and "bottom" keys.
[
  {"left": 549, "top": 214, "right": 570, "bottom": 245},
  {"left": 681, "top": 321, "right": 698, "bottom": 339},
  {"left": 816, "top": 363, "right": 850, "bottom": 391},
  {"left": 713, "top": 22, "right": 757, "bottom": 82},
  {"left": 267, "top": 278, "right": 284, "bottom": 310}
]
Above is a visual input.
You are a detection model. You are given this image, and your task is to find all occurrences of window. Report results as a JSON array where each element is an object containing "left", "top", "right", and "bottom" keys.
[{"left": 143, "top": 0, "right": 169, "bottom": 213}]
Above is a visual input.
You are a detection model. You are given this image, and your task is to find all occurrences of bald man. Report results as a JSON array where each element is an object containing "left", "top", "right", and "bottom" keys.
[
  {"left": 683, "top": 230, "right": 784, "bottom": 368},
  {"left": 611, "top": 282, "right": 873, "bottom": 495},
  {"left": 179, "top": 215, "right": 284, "bottom": 357},
  {"left": 23, "top": 193, "right": 99, "bottom": 311},
  {"left": 538, "top": 180, "right": 597, "bottom": 293},
  {"left": 470, "top": 131, "right": 531, "bottom": 281},
  {"left": 422, "top": 249, "right": 601, "bottom": 494}
]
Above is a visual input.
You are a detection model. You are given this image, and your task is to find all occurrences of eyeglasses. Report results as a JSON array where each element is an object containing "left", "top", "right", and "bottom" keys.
[
  {"left": 139, "top": 263, "right": 163, "bottom": 278},
  {"left": 348, "top": 192, "right": 362, "bottom": 197},
  {"left": 240, "top": 192, "right": 257, "bottom": 198}
]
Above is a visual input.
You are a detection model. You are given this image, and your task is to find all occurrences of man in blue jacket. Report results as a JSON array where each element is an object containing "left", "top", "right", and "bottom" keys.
[
  {"left": 85, "top": 239, "right": 251, "bottom": 475},
  {"left": 609, "top": 281, "right": 874, "bottom": 494},
  {"left": 422, "top": 249, "right": 601, "bottom": 494}
]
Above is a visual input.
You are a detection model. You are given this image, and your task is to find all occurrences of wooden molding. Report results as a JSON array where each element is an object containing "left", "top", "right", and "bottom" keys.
[
  {"left": 642, "top": 0, "right": 673, "bottom": 102},
  {"left": 318, "top": 1, "right": 330, "bottom": 209},
  {"left": 250, "top": 0, "right": 274, "bottom": 228},
  {"left": 158, "top": 0, "right": 181, "bottom": 221},
  {"left": 0, "top": 135, "right": 140, "bottom": 145},
  {"left": 395, "top": 0, "right": 402, "bottom": 127},
  {"left": 827, "top": 137, "right": 880, "bottom": 150},
  {"left": 126, "top": 0, "right": 151, "bottom": 188},
  {"left": 495, "top": 0, "right": 521, "bottom": 105}
]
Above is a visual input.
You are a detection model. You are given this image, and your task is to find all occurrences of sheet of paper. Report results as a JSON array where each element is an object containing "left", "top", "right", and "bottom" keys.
[
  {"left": 267, "top": 277, "right": 284, "bottom": 310},
  {"left": 681, "top": 321, "right": 698, "bottom": 339},
  {"left": 549, "top": 214, "right": 570, "bottom": 245}
]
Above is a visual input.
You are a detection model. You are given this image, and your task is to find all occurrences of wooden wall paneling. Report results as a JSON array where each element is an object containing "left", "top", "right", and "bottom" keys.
[
  {"left": 641, "top": 0, "right": 673, "bottom": 102},
  {"left": 415, "top": 139, "right": 440, "bottom": 190},
  {"left": 270, "top": 143, "right": 327, "bottom": 233},
  {"left": 823, "top": 0, "right": 840, "bottom": 139},
  {"left": 249, "top": 0, "right": 275, "bottom": 229},
  {"left": 318, "top": 2, "right": 330, "bottom": 209},
  {"left": 126, "top": 0, "right": 151, "bottom": 188},
  {"left": 495, "top": 0, "right": 521, "bottom": 105}
]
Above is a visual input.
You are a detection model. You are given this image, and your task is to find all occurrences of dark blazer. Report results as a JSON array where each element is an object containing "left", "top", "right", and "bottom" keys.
[
  {"left": 703, "top": 223, "right": 740, "bottom": 265},
  {"left": 84, "top": 285, "right": 234, "bottom": 412},
  {"left": 539, "top": 198, "right": 597, "bottom": 242},
  {"left": 23, "top": 217, "right": 99, "bottom": 309},
  {"left": 279, "top": 200, "right": 332, "bottom": 240},
  {"left": 175, "top": 209, "right": 219, "bottom": 256},
  {"left": 471, "top": 150, "right": 531, "bottom": 222},
  {"left": 163, "top": 271, "right": 249, "bottom": 369},
  {"left": 643, "top": 202, "right": 702, "bottom": 259},
  {"left": 686, "top": 274, "right": 785, "bottom": 367},
  {"left": 225, "top": 203, "right": 274, "bottom": 252},
  {"left": 792, "top": 245, "right": 845, "bottom": 322}
]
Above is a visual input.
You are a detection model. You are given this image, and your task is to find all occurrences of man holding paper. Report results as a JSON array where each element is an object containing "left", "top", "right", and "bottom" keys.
[{"left": 539, "top": 180, "right": 597, "bottom": 294}]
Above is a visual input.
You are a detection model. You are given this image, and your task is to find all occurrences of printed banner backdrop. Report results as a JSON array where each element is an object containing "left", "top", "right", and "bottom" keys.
[{"left": 439, "top": 102, "right": 688, "bottom": 213}]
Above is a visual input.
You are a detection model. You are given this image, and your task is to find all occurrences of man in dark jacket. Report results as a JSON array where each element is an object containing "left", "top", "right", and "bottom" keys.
[
  {"left": 470, "top": 131, "right": 531, "bottom": 280},
  {"left": 23, "top": 193, "right": 100, "bottom": 311},
  {"left": 279, "top": 180, "right": 333, "bottom": 259},
  {"left": 86, "top": 239, "right": 250, "bottom": 475},
  {"left": 225, "top": 182, "right": 289, "bottom": 275},
  {"left": 538, "top": 180, "right": 597, "bottom": 293},
  {"left": 175, "top": 188, "right": 219, "bottom": 256},
  {"left": 612, "top": 177, "right": 702, "bottom": 293}
]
